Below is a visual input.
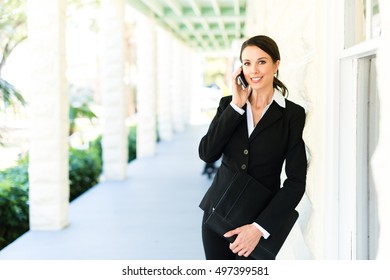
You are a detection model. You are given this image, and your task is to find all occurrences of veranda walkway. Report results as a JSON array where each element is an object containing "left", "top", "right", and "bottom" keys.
[{"left": 0, "top": 125, "right": 211, "bottom": 260}]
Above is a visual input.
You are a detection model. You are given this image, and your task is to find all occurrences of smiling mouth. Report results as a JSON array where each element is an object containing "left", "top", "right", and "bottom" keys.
[{"left": 251, "top": 77, "right": 262, "bottom": 82}]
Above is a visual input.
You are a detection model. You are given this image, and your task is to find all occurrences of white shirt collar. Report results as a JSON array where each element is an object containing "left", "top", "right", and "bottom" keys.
[
  {"left": 246, "top": 89, "right": 286, "bottom": 109},
  {"left": 246, "top": 89, "right": 285, "bottom": 137},
  {"left": 273, "top": 89, "right": 286, "bottom": 108}
]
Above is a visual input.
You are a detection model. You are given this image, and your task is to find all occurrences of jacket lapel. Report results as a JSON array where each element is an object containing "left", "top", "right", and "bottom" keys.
[{"left": 248, "top": 101, "right": 283, "bottom": 141}]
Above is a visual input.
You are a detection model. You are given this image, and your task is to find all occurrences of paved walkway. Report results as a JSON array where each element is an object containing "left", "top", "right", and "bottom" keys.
[{"left": 0, "top": 124, "right": 212, "bottom": 260}]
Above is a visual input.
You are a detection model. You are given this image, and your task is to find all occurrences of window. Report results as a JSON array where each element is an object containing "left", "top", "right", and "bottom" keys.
[{"left": 344, "top": 0, "right": 381, "bottom": 48}]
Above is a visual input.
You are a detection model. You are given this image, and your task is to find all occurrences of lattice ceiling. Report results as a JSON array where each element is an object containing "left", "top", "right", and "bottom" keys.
[{"left": 128, "top": 0, "right": 247, "bottom": 52}]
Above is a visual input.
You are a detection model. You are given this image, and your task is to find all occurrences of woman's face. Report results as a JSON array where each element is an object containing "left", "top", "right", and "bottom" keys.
[{"left": 241, "top": 45, "right": 280, "bottom": 92}]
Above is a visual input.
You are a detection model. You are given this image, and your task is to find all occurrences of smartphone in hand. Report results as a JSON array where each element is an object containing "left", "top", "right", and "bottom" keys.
[{"left": 237, "top": 68, "right": 248, "bottom": 89}]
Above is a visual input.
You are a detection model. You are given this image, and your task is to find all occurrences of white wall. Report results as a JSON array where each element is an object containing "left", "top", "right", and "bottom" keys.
[
  {"left": 246, "top": 0, "right": 390, "bottom": 260},
  {"left": 245, "top": 0, "right": 344, "bottom": 259},
  {"left": 373, "top": 0, "right": 390, "bottom": 260}
]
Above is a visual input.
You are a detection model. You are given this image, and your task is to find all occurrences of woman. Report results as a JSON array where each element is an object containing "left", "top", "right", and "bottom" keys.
[{"left": 199, "top": 35, "right": 307, "bottom": 260}]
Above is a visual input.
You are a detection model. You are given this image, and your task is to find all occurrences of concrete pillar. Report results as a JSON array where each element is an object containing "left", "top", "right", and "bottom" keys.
[
  {"left": 27, "top": 0, "right": 69, "bottom": 230},
  {"left": 182, "top": 46, "right": 192, "bottom": 124},
  {"left": 188, "top": 51, "right": 205, "bottom": 125},
  {"left": 171, "top": 40, "right": 185, "bottom": 132},
  {"left": 99, "top": 0, "right": 128, "bottom": 180},
  {"left": 189, "top": 48, "right": 201, "bottom": 125},
  {"left": 135, "top": 15, "right": 157, "bottom": 157},
  {"left": 156, "top": 27, "right": 173, "bottom": 141}
]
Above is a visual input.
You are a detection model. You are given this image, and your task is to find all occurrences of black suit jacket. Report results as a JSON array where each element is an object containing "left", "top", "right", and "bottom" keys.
[{"left": 199, "top": 95, "right": 307, "bottom": 235}]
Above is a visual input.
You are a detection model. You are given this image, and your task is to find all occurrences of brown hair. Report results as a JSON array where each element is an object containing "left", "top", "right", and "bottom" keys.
[{"left": 239, "top": 35, "right": 289, "bottom": 97}]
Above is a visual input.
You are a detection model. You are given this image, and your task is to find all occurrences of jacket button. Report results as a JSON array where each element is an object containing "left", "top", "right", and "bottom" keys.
[
  {"left": 243, "top": 149, "right": 249, "bottom": 155},
  {"left": 241, "top": 164, "right": 247, "bottom": 170}
]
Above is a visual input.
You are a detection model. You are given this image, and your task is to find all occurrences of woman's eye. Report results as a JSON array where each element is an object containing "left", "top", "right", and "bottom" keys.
[
  {"left": 259, "top": 60, "right": 266, "bottom": 65},
  {"left": 243, "top": 62, "right": 249, "bottom": 66}
]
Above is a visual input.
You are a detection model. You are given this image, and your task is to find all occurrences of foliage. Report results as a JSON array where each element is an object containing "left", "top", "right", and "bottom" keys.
[
  {"left": 69, "top": 138, "right": 102, "bottom": 201},
  {"left": 0, "top": 78, "right": 26, "bottom": 108},
  {"left": 0, "top": 156, "right": 29, "bottom": 250},
  {"left": 69, "top": 103, "right": 97, "bottom": 136},
  {"left": 0, "top": 127, "right": 138, "bottom": 249},
  {"left": 0, "top": 0, "right": 28, "bottom": 145},
  {"left": 0, "top": 137, "right": 103, "bottom": 250},
  {"left": 128, "top": 125, "right": 136, "bottom": 162},
  {"left": 89, "top": 134, "right": 102, "bottom": 163},
  {"left": 67, "top": 0, "right": 101, "bottom": 32},
  {"left": 0, "top": 0, "right": 27, "bottom": 70},
  {"left": 0, "top": 0, "right": 28, "bottom": 110}
]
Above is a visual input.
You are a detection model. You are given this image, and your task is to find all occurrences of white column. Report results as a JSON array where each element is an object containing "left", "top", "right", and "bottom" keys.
[
  {"left": 156, "top": 27, "right": 173, "bottom": 141},
  {"left": 171, "top": 40, "right": 185, "bottom": 132},
  {"left": 135, "top": 15, "right": 157, "bottom": 157},
  {"left": 374, "top": 0, "right": 390, "bottom": 260},
  {"left": 188, "top": 51, "right": 205, "bottom": 125},
  {"left": 182, "top": 46, "right": 192, "bottom": 124},
  {"left": 100, "top": 0, "right": 128, "bottom": 180},
  {"left": 27, "top": 0, "right": 69, "bottom": 230}
]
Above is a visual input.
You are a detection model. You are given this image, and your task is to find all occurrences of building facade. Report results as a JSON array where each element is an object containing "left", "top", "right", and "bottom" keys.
[
  {"left": 25, "top": 0, "right": 389, "bottom": 260},
  {"left": 244, "top": 0, "right": 389, "bottom": 259}
]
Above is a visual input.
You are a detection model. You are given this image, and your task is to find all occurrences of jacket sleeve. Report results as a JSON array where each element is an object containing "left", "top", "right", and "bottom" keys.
[
  {"left": 255, "top": 105, "right": 307, "bottom": 235},
  {"left": 199, "top": 96, "right": 245, "bottom": 163}
]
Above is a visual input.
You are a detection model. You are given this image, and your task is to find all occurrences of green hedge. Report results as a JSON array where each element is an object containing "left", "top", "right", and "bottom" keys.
[
  {"left": 0, "top": 157, "right": 29, "bottom": 250},
  {"left": 0, "top": 127, "right": 137, "bottom": 250},
  {"left": 128, "top": 125, "right": 136, "bottom": 162},
  {"left": 0, "top": 143, "right": 102, "bottom": 250},
  {"left": 69, "top": 137, "right": 102, "bottom": 201}
]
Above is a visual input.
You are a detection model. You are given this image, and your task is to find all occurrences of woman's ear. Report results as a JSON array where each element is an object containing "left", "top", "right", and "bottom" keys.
[{"left": 274, "top": 60, "right": 280, "bottom": 73}]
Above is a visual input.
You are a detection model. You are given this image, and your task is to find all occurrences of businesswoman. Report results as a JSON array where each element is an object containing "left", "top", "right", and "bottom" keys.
[{"left": 199, "top": 35, "right": 307, "bottom": 259}]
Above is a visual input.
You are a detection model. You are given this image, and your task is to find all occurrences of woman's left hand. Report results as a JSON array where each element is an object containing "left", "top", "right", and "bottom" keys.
[{"left": 224, "top": 224, "right": 263, "bottom": 257}]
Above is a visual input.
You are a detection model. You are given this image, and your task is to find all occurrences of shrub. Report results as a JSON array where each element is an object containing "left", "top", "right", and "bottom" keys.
[
  {"left": 128, "top": 125, "right": 136, "bottom": 162},
  {"left": 0, "top": 156, "right": 29, "bottom": 250},
  {"left": 0, "top": 129, "right": 137, "bottom": 250},
  {"left": 0, "top": 138, "right": 103, "bottom": 249},
  {"left": 69, "top": 137, "right": 102, "bottom": 201}
]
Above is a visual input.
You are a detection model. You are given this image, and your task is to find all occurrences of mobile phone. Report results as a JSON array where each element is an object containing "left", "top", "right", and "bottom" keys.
[{"left": 237, "top": 69, "right": 248, "bottom": 89}]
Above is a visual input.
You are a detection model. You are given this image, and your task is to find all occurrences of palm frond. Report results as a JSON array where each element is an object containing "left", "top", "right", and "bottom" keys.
[{"left": 0, "top": 77, "right": 26, "bottom": 108}]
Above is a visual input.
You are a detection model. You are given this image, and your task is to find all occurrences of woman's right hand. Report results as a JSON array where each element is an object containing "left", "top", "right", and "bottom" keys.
[{"left": 232, "top": 67, "right": 251, "bottom": 108}]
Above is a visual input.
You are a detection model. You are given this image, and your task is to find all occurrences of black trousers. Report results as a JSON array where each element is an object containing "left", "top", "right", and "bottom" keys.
[{"left": 201, "top": 212, "right": 254, "bottom": 260}]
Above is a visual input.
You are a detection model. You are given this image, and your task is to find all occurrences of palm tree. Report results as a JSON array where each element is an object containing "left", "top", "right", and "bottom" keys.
[
  {"left": 0, "top": 78, "right": 26, "bottom": 108},
  {"left": 69, "top": 103, "right": 97, "bottom": 136},
  {"left": 0, "top": 0, "right": 28, "bottom": 107},
  {"left": 0, "top": 0, "right": 28, "bottom": 144}
]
